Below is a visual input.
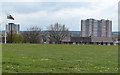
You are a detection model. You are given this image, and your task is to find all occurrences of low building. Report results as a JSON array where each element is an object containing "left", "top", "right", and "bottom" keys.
[{"left": 62, "top": 37, "right": 113, "bottom": 45}]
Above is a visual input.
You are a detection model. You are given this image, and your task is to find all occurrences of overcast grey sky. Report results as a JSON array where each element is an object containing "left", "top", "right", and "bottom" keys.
[{"left": 1, "top": 0, "right": 119, "bottom": 31}]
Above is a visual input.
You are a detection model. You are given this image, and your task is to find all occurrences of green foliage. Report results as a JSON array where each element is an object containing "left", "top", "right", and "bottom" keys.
[
  {"left": 7, "top": 33, "right": 24, "bottom": 43},
  {"left": 13, "top": 34, "right": 24, "bottom": 43},
  {"left": 2, "top": 44, "right": 118, "bottom": 73}
]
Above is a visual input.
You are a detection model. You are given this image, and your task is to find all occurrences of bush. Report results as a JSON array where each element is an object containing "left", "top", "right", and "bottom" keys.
[{"left": 7, "top": 33, "right": 24, "bottom": 43}]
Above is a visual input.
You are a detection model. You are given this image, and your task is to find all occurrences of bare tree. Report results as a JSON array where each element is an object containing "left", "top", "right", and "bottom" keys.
[
  {"left": 48, "top": 23, "right": 69, "bottom": 44},
  {"left": 22, "top": 26, "right": 43, "bottom": 43}
]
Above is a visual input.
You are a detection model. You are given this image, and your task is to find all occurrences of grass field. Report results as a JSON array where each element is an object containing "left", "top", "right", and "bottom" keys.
[{"left": 2, "top": 44, "right": 118, "bottom": 73}]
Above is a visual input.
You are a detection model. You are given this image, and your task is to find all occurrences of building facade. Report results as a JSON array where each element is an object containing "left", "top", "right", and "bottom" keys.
[
  {"left": 81, "top": 19, "right": 112, "bottom": 38},
  {"left": 6, "top": 23, "right": 20, "bottom": 34}
]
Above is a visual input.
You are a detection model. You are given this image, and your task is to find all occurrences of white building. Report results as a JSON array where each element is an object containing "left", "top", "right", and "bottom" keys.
[{"left": 6, "top": 23, "right": 20, "bottom": 34}]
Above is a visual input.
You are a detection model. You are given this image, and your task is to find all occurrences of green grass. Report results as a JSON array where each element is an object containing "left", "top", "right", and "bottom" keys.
[{"left": 2, "top": 44, "right": 118, "bottom": 73}]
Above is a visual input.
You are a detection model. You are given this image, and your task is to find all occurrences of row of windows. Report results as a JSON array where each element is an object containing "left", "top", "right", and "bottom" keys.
[{"left": 81, "top": 20, "right": 112, "bottom": 37}]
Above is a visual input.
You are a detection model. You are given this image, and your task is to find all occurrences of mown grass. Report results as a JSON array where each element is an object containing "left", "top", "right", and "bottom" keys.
[{"left": 2, "top": 44, "right": 118, "bottom": 73}]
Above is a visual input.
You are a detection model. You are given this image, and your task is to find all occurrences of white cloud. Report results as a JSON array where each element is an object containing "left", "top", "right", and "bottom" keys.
[
  {"left": 0, "top": 0, "right": 119, "bottom": 2},
  {"left": 1, "top": 0, "right": 119, "bottom": 31}
]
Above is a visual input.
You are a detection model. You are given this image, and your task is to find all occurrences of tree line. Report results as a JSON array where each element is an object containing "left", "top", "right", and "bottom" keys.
[{"left": 6, "top": 23, "right": 70, "bottom": 44}]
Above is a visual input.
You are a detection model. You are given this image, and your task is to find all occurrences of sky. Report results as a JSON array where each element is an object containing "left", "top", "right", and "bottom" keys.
[{"left": 0, "top": 0, "right": 119, "bottom": 31}]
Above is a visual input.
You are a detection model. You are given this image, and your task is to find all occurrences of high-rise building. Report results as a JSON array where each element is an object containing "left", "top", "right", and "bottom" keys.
[
  {"left": 81, "top": 19, "right": 112, "bottom": 38},
  {"left": 6, "top": 23, "right": 20, "bottom": 34}
]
